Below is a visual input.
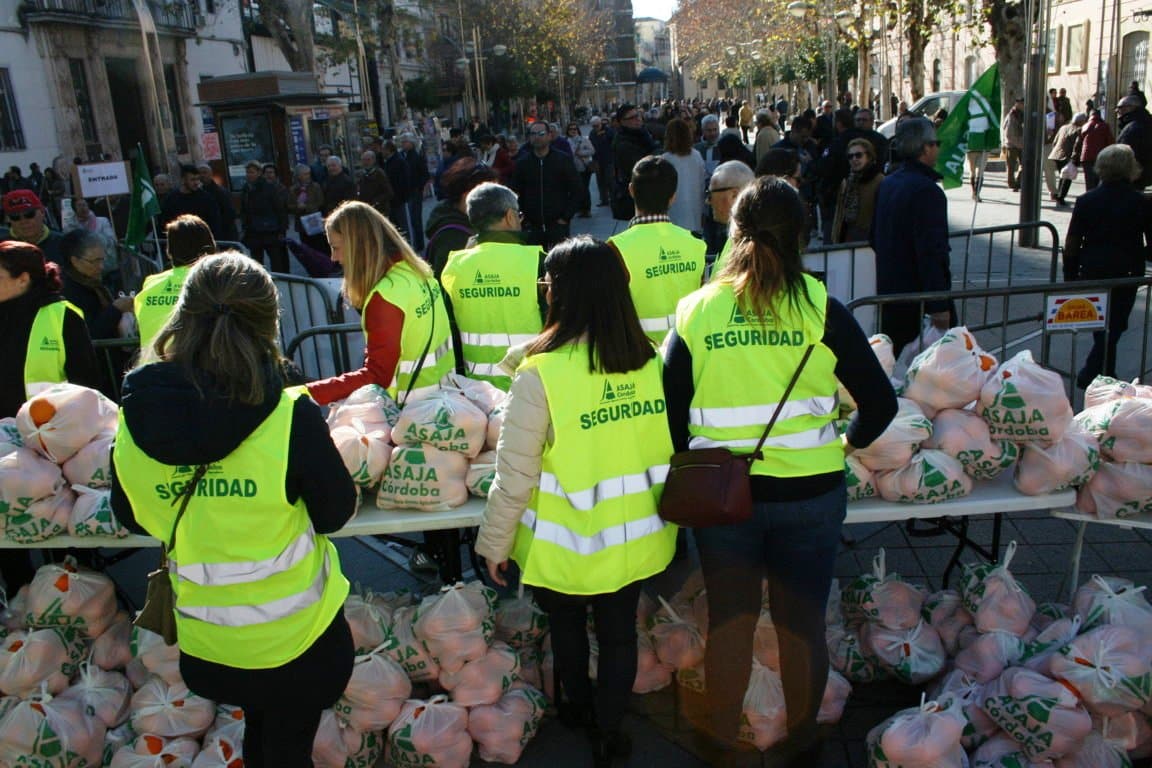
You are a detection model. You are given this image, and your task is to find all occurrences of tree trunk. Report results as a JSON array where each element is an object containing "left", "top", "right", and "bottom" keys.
[
  {"left": 376, "top": 4, "right": 409, "bottom": 123},
  {"left": 906, "top": 18, "right": 928, "bottom": 100},
  {"left": 857, "top": 34, "right": 872, "bottom": 109},
  {"left": 986, "top": 0, "right": 1028, "bottom": 114},
  {"left": 257, "top": 0, "right": 315, "bottom": 73}
]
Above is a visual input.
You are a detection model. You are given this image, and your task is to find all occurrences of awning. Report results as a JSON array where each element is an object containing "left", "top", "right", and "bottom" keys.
[{"left": 636, "top": 67, "right": 669, "bottom": 83}]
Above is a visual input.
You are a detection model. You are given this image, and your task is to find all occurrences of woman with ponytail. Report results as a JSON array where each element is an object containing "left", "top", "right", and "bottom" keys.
[
  {"left": 110, "top": 251, "right": 357, "bottom": 767},
  {"left": 663, "top": 177, "right": 897, "bottom": 765}
]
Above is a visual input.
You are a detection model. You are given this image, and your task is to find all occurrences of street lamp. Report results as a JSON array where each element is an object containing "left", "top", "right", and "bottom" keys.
[{"left": 787, "top": 0, "right": 839, "bottom": 104}]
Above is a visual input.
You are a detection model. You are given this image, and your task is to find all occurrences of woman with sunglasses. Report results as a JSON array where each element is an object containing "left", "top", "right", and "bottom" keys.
[
  {"left": 477, "top": 237, "right": 676, "bottom": 767},
  {"left": 832, "top": 138, "right": 884, "bottom": 244}
]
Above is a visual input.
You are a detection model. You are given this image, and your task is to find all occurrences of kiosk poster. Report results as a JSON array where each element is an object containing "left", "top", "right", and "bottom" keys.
[{"left": 220, "top": 114, "right": 275, "bottom": 191}]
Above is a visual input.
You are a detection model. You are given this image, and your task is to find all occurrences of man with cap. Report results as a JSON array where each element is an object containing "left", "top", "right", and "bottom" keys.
[
  {"left": 397, "top": 133, "right": 430, "bottom": 251},
  {"left": 1116, "top": 93, "right": 1152, "bottom": 189},
  {"left": 870, "top": 116, "right": 954, "bottom": 357},
  {"left": 0, "top": 190, "right": 64, "bottom": 266}
]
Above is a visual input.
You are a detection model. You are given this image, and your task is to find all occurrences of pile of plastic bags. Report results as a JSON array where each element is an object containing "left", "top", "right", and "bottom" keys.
[
  {"left": 326, "top": 379, "right": 508, "bottom": 512},
  {"left": 840, "top": 328, "right": 1090, "bottom": 504},
  {"left": 0, "top": 383, "right": 128, "bottom": 544},
  {"left": 328, "top": 580, "right": 551, "bottom": 767},
  {"left": 1074, "top": 375, "right": 1152, "bottom": 518},
  {"left": 846, "top": 544, "right": 1152, "bottom": 768}
]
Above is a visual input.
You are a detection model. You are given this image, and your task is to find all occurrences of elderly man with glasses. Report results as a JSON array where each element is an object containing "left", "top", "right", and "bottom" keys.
[
  {"left": 1116, "top": 93, "right": 1152, "bottom": 189},
  {"left": 609, "top": 103, "right": 657, "bottom": 221},
  {"left": 870, "top": 117, "right": 955, "bottom": 357},
  {"left": 0, "top": 190, "right": 65, "bottom": 267}
]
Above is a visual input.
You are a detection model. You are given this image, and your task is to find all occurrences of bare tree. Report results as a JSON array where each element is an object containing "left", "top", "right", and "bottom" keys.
[
  {"left": 256, "top": 0, "right": 316, "bottom": 73},
  {"left": 983, "top": 0, "right": 1030, "bottom": 112}
]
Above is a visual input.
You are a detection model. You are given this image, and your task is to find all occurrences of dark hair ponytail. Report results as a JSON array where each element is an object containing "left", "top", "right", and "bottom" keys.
[{"left": 526, "top": 236, "right": 656, "bottom": 374}]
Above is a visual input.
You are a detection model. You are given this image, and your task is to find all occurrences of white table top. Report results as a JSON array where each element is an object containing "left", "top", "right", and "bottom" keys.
[
  {"left": 1051, "top": 507, "right": 1152, "bottom": 530},
  {"left": 7, "top": 474, "right": 1076, "bottom": 549},
  {"left": 846, "top": 472, "right": 1076, "bottom": 525}
]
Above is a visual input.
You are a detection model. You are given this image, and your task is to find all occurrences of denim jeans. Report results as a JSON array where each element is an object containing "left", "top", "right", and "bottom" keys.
[{"left": 693, "top": 480, "right": 846, "bottom": 743}]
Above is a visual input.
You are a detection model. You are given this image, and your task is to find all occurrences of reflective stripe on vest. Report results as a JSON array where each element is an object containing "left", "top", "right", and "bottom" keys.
[
  {"left": 24, "top": 301, "right": 82, "bottom": 398},
  {"left": 639, "top": 315, "right": 675, "bottom": 333},
  {"left": 509, "top": 346, "right": 676, "bottom": 595},
  {"left": 466, "top": 361, "right": 504, "bottom": 377},
  {"left": 459, "top": 331, "right": 538, "bottom": 347},
  {"left": 177, "top": 550, "right": 331, "bottom": 627},
  {"left": 538, "top": 465, "right": 670, "bottom": 512},
  {"left": 676, "top": 276, "right": 844, "bottom": 478},
  {"left": 171, "top": 528, "right": 316, "bottom": 587},
  {"left": 689, "top": 397, "right": 838, "bottom": 429},
  {"left": 518, "top": 507, "right": 667, "bottom": 556},
  {"left": 609, "top": 222, "right": 706, "bottom": 344},
  {"left": 112, "top": 388, "right": 349, "bottom": 669},
  {"left": 397, "top": 339, "right": 452, "bottom": 374},
  {"left": 688, "top": 421, "right": 840, "bottom": 451}
]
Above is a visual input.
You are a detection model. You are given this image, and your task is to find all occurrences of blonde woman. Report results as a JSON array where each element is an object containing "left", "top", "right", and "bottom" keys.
[{"left": 306, "top": 200, "right": 453, "bottom": 405}]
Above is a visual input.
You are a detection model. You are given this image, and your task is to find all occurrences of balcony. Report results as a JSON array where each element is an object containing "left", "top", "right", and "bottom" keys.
[{"left": 20, "top": 0, "right": 198, "bottom": 35}]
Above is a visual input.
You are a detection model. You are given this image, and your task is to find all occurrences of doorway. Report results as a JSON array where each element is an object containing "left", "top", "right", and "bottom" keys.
[{"left": 105, "top": 57, "right": 150, "bottom": 164}]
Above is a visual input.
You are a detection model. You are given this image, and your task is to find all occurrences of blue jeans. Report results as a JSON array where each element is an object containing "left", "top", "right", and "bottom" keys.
[{"left": 694, "top": 480, "right": 846, "bottom": 744}]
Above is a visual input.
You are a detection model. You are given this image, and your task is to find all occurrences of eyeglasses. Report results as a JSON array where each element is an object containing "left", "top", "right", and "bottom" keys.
[
  {"left": 706, "top": 187, "right": 735, "bottom": 198},
  {"left": 926, "top": 140, "right": 940, "bottom": 147},
  {"left": 79, "top": 254, "right": 106, "bottom": 264},
  {"left": 622, "top": 113, "right": 640, "bottom": 121},
  {"left": 8, "top": 210, "right": 38, "bottom": 220},
  {"left": 536, "top": 279, "right": 552, "bottom": 288},
  {"left": 529, "top": 130, "right": 548, "bottom": 137},
  {"left": 847, "top": 152, "right": 866, "bottom": 159}
]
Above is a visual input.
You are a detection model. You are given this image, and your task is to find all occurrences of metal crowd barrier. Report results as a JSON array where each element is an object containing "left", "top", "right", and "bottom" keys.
[
  {"left": 283, "top": 322, "right": 362, "bottom": 381},
  {"left": 846, "top": 274, "right": 1152, "bottom": 402}
]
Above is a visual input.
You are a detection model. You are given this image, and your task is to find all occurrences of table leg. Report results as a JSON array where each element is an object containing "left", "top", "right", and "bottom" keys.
[
  {"left": 940, "top": 517, "right": 969, "bottom": 588},
  {"left": 990, "top": 513, "right": 1003, "bottom": 563},
  {"left": 1068, "top": 520, "right": 1087, "bottom": 603},
  {"left": 433, "top": 529, "right": 464, "bottom": 584}
]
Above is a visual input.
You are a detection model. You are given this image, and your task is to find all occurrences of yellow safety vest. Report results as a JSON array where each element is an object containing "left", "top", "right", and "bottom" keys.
[
  {"left": 440, "top": 241, "right": 542, "bottom": 390},
  {"left": 609, "top": 222, "right": 705, "bottom": 343},
  {"left": 114, "top": 388, "right": 348, "bottom": 669},
  {"left": 510, "top": 346, "right": 676, "bottom": 595},
  {"left": 710, "top": 238, "right": 733, "bottom": 282},
  {"left": 134, "top": 266, "right": 190, "bottom": 347},
  {"left": 365, "top": 261, "right": 454, "bottom": 401},
  {"left": 675, "top": 274, "right": 843, "bottom": 477},
  {"left": 24, "top": 301, "right": 84, "bottom": 399}
]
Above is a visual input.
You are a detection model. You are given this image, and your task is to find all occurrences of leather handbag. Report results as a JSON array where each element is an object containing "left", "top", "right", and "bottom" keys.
[
  {"left": 134, "top": 464, "right": 208, "bottom": 645},
  {"left": 658, "top": 345, "right": 815, "bottom": 528}
]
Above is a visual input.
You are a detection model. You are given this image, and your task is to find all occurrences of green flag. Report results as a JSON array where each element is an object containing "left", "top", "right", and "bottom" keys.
[
  {"left": 934, "top": 64, "right": 1001, "bottom": 189},
  {"left": 125, "top": 145, "right": 161, "bottom": 249}
]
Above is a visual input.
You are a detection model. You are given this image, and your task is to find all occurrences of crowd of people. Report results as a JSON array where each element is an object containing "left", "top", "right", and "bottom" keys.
[{"left": 1, "top": 77, "right": 1151, "bottom": 768}]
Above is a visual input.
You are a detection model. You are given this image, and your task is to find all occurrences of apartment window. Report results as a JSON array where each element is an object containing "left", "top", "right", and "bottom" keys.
[
  {"left": 164, "top": 64, "right": 189, "bottom": 154},
  {"left": 69, "top": 59, "right": 99, "bottom": 145},
  {"left": 0, "top": 69, "right": 24, "bottom": 151}
]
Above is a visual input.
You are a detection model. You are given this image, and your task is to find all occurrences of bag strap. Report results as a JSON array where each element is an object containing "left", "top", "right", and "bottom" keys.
[
  {"left": 161, "top": 463, "right": 210, "bottom": 564},
  {"left": 748, "top": 344, "right": 816, "bottom": 462},
  {"left": 400, "top": 280, "right": 437, "bottom": 408}
]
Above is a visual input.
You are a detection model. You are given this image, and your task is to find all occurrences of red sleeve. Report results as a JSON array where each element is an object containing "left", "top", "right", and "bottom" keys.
[{"left": 307, "top": 293, "right": 404, "bottom": 405}]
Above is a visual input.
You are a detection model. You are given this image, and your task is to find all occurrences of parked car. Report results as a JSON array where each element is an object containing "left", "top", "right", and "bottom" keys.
[{"left": 878, "top": 91, "right": 967, "bottom": 137}]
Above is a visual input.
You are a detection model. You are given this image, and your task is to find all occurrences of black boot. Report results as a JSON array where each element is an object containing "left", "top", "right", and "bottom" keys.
[{"left": 591, "top": 729, "right": 632, "bottom": 767}]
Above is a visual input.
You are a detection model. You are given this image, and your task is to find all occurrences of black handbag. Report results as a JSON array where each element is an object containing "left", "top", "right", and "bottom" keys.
[
  {"left": 134, "top": 464, "right": 208, "bottom": 645},
  {"left": 658, "top": 345, "right": 815, "bottom": 528}
]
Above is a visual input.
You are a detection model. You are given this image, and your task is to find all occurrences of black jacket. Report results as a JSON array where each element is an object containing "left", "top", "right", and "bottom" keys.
[
  {"left": 510, "top": 149, "right": 581, "bottom": 230},
  {"left": 611, "top": 126, "right": 656, "bottom": 186},
  {"left": 241, "top": 178, "right": 287, "bottom": 234},
  {"left": 1064, "top": 181, "right": 1152, "bottom": 281},
  {"left": 161, "top": 189, "right": 224, "bottom": 240},
  {"left": 1118, "top": 108, "right": 1152, "bottom": 188},
  {"left": 0, "top": 285, "right": 101, "bottom": 417},
  {"left": 202, "top": 180, "right": 238, "bottom": 241},
  {"left": 109, "top": 362, "right": 357, "bottom": 537}
]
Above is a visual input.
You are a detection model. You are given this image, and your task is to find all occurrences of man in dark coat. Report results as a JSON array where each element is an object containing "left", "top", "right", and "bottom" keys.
[
  {"left": 510, "top": 122, "right": 581, "bottom": 250},
  {"left": 196, "top": 163, "right": 238, "bottom": 241},
  {"left": 1116, "top": 93, "right": 1152, "bottom": 189},
  {"left": 161, "top": 165, "right": 224, "bottom": 240},
  {"left": 610, "top": 103, "right": 656, "bottom": 220},
  {"left": 870, "top": 117, "right": 954, "bottom": 356},
  {"left": 356, "top": 150, "right": 394, "bottom": 215},
  {"left": 320, "top": 156, "right": 357, "bottom": 215},
  {"left": 397, "top": 133, "right": 430, "bottom": 251}
]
